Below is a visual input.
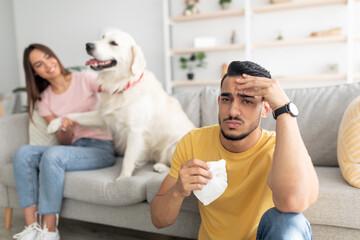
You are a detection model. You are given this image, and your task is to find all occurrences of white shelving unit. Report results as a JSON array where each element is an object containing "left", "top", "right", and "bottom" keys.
[{"left": 163, "top": 0, "right": 360, "bottom": 91}]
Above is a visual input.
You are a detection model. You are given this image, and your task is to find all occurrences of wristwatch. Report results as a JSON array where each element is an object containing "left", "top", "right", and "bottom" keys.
[{"left": 272, "top": 102, "right": 299, "bottom": 119}]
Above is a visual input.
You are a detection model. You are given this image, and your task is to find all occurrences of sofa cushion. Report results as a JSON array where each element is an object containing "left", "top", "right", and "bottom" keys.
[
  {"left": 29, "top": 110, "right": 59, "bottom": 146},
  {"left": 264, "top": 83, "right": 360, "bottom": 166},
  {"left": 200, "top": 87, "right": 219, "bottom": 127},
  {"left": 304, "top": 166, "right": 360, "bottom": 230},
  {"left": 337, "top": 95, "right": 360, "bottom": 188},
  {"left": 173, "top": 90, "right": 201, "bottom": 128},
  {"left": 0, "top": 158, "right": 168, "bottom": 207}
]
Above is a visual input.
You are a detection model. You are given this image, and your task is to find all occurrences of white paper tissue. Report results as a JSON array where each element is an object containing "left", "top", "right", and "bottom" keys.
[{"left": 193, "top": 159, "right": 228, "bottom": 206}]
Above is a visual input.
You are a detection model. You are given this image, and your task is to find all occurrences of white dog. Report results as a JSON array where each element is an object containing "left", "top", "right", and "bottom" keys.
[{"left": 48, "top": 30, "right": 195, "bottom": 179}]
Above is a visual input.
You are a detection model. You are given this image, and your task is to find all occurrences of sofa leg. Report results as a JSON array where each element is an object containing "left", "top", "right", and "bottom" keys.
[{"left": 5, "top": 207, "right": 13, "bottom": 230}]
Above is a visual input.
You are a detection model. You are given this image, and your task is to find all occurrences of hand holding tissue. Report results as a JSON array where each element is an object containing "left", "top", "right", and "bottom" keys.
[{"left": 193, "top": 159, "right": 228, "bottom": 206}]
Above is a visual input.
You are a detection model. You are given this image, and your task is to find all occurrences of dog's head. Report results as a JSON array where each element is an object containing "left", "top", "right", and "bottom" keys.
[{"left": 85, "top": 30, "right": 146, "bottom": 77}]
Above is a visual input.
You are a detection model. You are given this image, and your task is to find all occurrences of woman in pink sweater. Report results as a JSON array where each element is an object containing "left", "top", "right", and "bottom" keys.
[{"left": 12, "top": 43, "right": 115, "bottom": 240}]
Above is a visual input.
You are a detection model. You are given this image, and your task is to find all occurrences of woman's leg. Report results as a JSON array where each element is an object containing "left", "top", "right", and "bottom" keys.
[
  {"left": 23, "top": 206, "right": 38, "bottom": 226},
  {"left": 13, "top": 145, "right": 49, "bottom": 225},
  {"left": 38, "top": 138, "right": 115, "bottom": 231}
]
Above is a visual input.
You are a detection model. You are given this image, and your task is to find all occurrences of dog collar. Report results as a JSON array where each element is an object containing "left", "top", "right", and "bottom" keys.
[{"left": 97, "top": 72, "right": 144, "bottom": 94}]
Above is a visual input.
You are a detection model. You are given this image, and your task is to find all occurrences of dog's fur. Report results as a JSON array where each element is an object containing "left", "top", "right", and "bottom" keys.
[{"left": 48, "top": 30, "right": 194, "bottom": 179}]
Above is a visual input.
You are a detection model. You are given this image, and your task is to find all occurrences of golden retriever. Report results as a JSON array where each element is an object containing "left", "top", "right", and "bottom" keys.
[{"left": 48, "top": 30, "right": 194, "bottom": 179}]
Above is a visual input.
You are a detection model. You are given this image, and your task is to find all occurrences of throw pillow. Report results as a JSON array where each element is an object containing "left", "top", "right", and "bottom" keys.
[
  {"left": 29, "top": 110, "right": 59, "bottom": 146},
  {"left": 337, "top": 95, "right": 360, "bottom": 188}
]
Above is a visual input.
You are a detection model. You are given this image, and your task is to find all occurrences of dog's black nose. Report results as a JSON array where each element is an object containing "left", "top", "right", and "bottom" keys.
[{"left": 86, "top": 43, "right": 95, "bottom": 54}]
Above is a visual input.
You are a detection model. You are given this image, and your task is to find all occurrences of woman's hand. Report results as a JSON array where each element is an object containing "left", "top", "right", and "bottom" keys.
[{"left": 60, "top": 116, "right": 78, "bottom": 132}]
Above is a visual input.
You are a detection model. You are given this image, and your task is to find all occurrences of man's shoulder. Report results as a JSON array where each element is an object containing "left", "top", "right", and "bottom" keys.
[
  {"left": 188, "top": 124, "right": 219, "bottom": 137},
  {"left": 259, "top": 129, "right": 276, "bottom": 149},
  {"left": 262, "top": 129, "right": 276, "bottom": 138}
]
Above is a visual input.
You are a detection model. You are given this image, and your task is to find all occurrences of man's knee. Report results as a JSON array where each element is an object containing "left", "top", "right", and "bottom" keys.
[{"left": 257, "top": 207, "right": 312, "bottom": 240}]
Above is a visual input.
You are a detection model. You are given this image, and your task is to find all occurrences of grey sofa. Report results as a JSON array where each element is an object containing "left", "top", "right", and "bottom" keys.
[{"left": 1, "top": 82, "right": 360, "bottom": 239}]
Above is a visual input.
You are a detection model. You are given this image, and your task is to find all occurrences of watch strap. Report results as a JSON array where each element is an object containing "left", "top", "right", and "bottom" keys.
[{"left": 273, "top": 102, "right": 291, "bottom": 119}]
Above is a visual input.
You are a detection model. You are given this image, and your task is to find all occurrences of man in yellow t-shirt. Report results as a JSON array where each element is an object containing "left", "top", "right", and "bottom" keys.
[{"left": 150, "top": 61, "right": 319, "bottom": 240}]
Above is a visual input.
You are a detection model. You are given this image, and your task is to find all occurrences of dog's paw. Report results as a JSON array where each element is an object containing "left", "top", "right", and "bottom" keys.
[
  {"left": 115, "top": 171, "right": 132, "bottom": 181},
  {"left": 47, "top": 118, "right": 62, "bottom": 134},
  {"left": 153, "top": 163, "right": 170, "bottom": 173}
]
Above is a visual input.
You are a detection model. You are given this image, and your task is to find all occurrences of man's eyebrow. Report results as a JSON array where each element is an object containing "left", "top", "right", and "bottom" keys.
[
  {"left": 237, "top": 93, "right": 255, "bottom": 98},
  {"left": 220, "top": 92, "right": 232, "bottom": 97},
  {"left": 220, "top": 92, "right": 256, "bottom": 98}
]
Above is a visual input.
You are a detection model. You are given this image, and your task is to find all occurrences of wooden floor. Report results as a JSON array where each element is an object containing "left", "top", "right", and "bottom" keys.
[{"left": 0, "top": 208, "right": 191, "bottom": 240}]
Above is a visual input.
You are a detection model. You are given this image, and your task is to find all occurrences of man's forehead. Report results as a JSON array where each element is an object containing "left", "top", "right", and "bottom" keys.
[{"left": 221, "top": 76, "right": 258, "bottom": 99}]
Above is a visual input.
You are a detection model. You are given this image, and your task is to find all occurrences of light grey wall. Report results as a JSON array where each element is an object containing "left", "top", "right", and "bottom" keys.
[
  {"left": 0, "top": 0, "right": 20, "bottom": 95},
  {"left": 3, "top": 0, "right": 360, "bottom": 94},
  {"left": 12, "top": 0, "right": 165, "bottom": 88}
]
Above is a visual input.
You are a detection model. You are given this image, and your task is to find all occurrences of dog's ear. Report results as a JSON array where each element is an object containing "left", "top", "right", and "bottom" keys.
[{"left": 131, "top": 45, "right": 146, "bottom": 76}]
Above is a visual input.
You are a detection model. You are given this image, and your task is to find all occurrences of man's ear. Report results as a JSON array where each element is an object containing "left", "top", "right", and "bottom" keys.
[
  {"left": 261, "top": 100, "right": 271, "bottom": 118},
  {"left": 130, "top": 45, "right": 146, "bottom": 76}
]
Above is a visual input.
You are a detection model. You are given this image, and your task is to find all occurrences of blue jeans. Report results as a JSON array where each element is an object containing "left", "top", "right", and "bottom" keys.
[
  {"left": 256, "top": 207, "right": 313, "bottom": 240},
  {"left": 13, "top": 138, "right": 115, "bottom": 215}
]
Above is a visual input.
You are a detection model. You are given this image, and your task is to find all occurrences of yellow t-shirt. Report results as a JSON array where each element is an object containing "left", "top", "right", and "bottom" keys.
[{"left": 169, "top": 125, "right": 276, "bottom": 240}]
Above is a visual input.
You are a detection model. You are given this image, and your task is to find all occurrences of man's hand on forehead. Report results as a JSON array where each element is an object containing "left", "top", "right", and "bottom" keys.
[
  {"left": 234, "top": 74, "right": 290, "bottom": 110},
  {"left": 233, "top": 74, "right": 262, "bottom": 98}
]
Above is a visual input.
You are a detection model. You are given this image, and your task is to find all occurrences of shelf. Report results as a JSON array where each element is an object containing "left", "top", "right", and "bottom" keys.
[
  {"left": 275, "top": 73, "right": 347, "bottom": 81},
  {"left": 171, "top": 44, "right": 245, "bottom": 55},
  {"left": 252, "top": 0, "right": 347, "bottom": 14},
  {"left": 169, "top": 0, "right": 347, "bottom": 23},
  {"left": 164, "top": 0, "right": 359, "bottom": 91},
  {"left": 172, "top": 80, "right": 220, "bottom": 87},
  {"left": 169, "top": 8, "right": 244, "bottom": 23},
  {"left": 172, "top": 73, "right": 348, "bottom": 87},
  {"left": 171, "top": 36, "right": 346, "bottom": 54},
  {"left": 253, "top": 35, "right": 347, "bottom": 49}
]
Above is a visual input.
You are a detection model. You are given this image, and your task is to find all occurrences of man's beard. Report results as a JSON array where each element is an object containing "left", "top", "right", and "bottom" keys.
[{"left": 219, "top": 115, "right": 261, "bottom": 141}]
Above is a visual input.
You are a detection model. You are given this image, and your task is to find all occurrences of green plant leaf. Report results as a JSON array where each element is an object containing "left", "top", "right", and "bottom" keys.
[
  {"left": 181, "top": 63, "right": 188, "bottom": 69},
  {"left": 180, "top": 57, "right": 187, "bottom": 63},
  {"left": 66, "top": 65, "right": 87, "bottom": 72},
  {"left": 197, "top": 52, "right": 206, "bottom": 61},
  {"left": 12, "top": 87, "right": 27, "bottom": 93},
  {"left": 219, "top": 0, "right": 231, "bottom": 3}
]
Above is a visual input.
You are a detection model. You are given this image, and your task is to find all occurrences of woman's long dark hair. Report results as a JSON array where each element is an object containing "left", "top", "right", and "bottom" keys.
[{"left": 23, "top": 43, "right": 70, "bottom": 121}]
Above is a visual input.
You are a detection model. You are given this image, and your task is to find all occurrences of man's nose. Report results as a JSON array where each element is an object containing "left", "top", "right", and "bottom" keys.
[{"left": 229, "top": 101, "right": 241, "bottom": 117}]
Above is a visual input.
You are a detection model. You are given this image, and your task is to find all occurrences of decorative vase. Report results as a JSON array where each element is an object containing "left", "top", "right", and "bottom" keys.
[{"left": 187, "top": 73, "right": 194, "bottom": 80}]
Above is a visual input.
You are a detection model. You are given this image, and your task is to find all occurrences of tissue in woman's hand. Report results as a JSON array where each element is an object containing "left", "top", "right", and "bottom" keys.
[{"left": 193, "top": 159, "right": 228, "bottom": 206}]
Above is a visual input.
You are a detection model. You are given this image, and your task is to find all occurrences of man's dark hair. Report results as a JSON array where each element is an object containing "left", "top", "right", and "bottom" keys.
[{"left": 220, "top": 61, "right": 271, "bottom": 87}]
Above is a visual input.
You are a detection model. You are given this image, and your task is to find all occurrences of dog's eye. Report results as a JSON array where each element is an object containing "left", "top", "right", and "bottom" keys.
[{"left": 110, "top": 41, "right": 118, "bottom": 46}]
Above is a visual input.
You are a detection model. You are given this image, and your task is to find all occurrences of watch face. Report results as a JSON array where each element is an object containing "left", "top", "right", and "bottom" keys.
[{"left": 289, "top": 102, "right": 299, "bottom": 116}]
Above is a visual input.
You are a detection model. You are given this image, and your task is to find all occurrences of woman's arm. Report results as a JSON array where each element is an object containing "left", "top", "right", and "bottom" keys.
[{"left": 43, "top": 115, "right": 75, "bottom": 145}]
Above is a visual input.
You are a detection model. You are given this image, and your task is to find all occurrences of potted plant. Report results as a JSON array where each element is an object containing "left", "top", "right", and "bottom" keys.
[
  {"left": 180, "top": 52, "right": 207, "bottom": 80},
  {"left": 219, "top": 0, "right": 232, "bottom": 10}
]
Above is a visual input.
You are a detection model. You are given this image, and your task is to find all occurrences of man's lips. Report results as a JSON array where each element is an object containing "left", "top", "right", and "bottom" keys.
[{"left": 225, "top": 120, "right": 242, "bottom": 128}]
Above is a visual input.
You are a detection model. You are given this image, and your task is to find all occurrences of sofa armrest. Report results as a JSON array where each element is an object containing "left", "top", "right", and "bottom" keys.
[{"left": 0, "top": 113, "right": 28, "bottom": 167}]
